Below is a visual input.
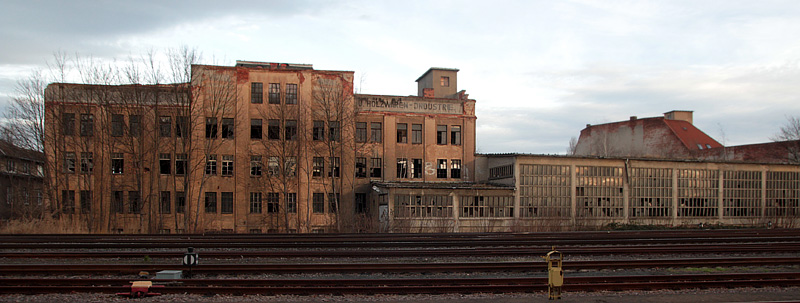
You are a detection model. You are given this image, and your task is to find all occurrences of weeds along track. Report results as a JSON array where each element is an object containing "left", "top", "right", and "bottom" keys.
[{"left": 2, "top": 273, "right": 800, "bottom": 295}]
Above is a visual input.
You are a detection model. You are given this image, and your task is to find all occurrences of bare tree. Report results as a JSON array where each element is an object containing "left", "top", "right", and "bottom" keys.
[
  {"left": 771, "top": 115, "right": 800, "bottom": 164},
  {"left": 567, "top": 136, "right": 577, "bottom": 155}
]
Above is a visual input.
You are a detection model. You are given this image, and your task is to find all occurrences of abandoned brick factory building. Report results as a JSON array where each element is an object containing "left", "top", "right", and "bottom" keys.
[{"left": 44, "top": 61, "right": 800, "bottom": 233}]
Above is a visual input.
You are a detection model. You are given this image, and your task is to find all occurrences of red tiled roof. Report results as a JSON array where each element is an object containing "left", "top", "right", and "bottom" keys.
[{"left": 662, "top": 119, "right": 722, "bottom": 151}]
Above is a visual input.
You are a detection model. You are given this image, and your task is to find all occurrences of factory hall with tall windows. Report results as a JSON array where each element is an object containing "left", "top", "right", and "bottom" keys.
[{"left": 43, "top": 61, "right": 799, "bottom": 233}]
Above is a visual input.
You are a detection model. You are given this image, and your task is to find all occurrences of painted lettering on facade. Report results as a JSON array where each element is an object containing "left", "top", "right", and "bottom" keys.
[{"left": 357, "top": 96, "right": 462, "bottom": 115}]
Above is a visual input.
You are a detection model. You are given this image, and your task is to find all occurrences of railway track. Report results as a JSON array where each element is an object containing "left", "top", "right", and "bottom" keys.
[
  {"left": 1, "top": 272, "right": 799, "bottom": 295},
  {"left": 1, "top": 257, "right": 797, "bottom": 275},
  {"left": 2, "top": 242, "right": 798, "bottom": 259}
]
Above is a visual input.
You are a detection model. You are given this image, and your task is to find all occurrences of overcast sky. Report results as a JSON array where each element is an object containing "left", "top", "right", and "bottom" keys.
[{"left": 2, "top": 0, "right": 799, "bottom": 154}]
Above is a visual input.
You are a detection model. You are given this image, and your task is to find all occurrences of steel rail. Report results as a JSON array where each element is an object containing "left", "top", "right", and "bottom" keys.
[{"left": 2, "top": 242, "right": 798, "bottom": 259}]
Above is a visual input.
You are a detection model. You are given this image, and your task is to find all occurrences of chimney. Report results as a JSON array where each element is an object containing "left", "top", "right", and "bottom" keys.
[{"left": 423, "top": 88, "right": 435, "bottom": 98}]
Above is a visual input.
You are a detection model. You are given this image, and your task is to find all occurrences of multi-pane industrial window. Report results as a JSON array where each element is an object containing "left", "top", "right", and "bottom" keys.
[
  {"left": 394, "top": 195, "right": 452, "bottom": 217},
  {"left": 461, "top": 196, "right": 514, "bottom": 218},
  {"left": 62, "top": 113, "right": 75, "bottom": 136},
  {"left": 62, "top": 190, "right": 75, "bottom": 213},
  {"left": 437, "top": 159, "right": 447, "bottom": 178},
  {"left": 268, "top": 83, "right": 280, "bottom": 104},
  {"left": 450, "top": 126, "right": 461, "bottom": 145},
  {"left": 129, "top": 115, "right": 141, "bottom": 137},
  {"left": 576, "top": 166, "right": 624, "bottom": 218},
  {"left": 251, "top": 119, "right": 262, "bottom": 139},
  {"left": 285, "top": 157, "right": 297, "bottom": 177},
  {"left": 519, "top": 164, "right": 571, "bottom": 217},
  {"left": 436, "top": 125, "right": 447, "bottom": 145},
  {"left": 176, "top": 116, "right": 188, "bottom": 138},
  {"left": 160, "top": 191, "right": 171, "bottom": 214},
  {"left": 412, "top": 159, "right": 422, "bottom": 178},
  {"left": 286, "top": 193, "right": 297, "bottom": 213},
  {"left": 723, "top": 170, "right": 761, "bottom": 217},
  {"left": 766, "top": 171, "right": 800, "bottom": 217},
  {"left": 249, "top": 192, "right": 262, "bottom": 213},
  {"left": 159, "top": 116, "right": 171, "bottom": 137},
  {"left": 251, "top": 82, "right": 263, "bottom": 103},
  {"left": 64, "top": 152, "right": 76, "bottom": 173},
  {"left": 629, "top": 168, "right": 672, "bottom": 218},
  {"left": 250, "top": 156, "right": 262, "bottom": 176},
  {"left": 312, "top": 193, "right": 324, "bottom": 213},
  {"left": 268, "top": 119, "right": 280, "bottom": 140},
  {"left": 328, "top": 193, "right": 339, "bottom": 213},
  {"left": 80, "top": 190, "right": 91, "bottom": 214},
  {"left": 286, "top": 83, "right": 298, "bottom": 104},
  {"left": 111, "top": 114, "right": 124, "bottom": 137},
  {"left": 489, "top": 165, "right": 514, "bottom": 180},
  {"left": 370, "top": 158, "right": 382, "bottom": 178},
  {"left": 175, "top": 154, "right": 187, "bottom": 175},
  {"left": 111, "top": 153, "right": 123, "bottom": 174},
  {"left": 80, "top": 114, "right": 93, "bottom": 137},
  {"left": 312, "top": 157, "right": 324, "bottom": 177},
  {"left": 266, "top": 193, "right": 280, "bottom": 213},
  {"left": 205, "top": 155, "right": 217, "bottom": 175},
  {"left": 221, "top": 192, "right": 233, "bottom": 214},
  {"left": 112, "top": 191, "right": 124, "bottom": 213},
  {"left": 204, "top": 192, "right": 217, "bottom": 213},
  {"left": 159, "top": 153, "right": 171, "bottom": 175},
  {"left": 205, "top": 117, "right": 217, "bottom": 138},
  {"left": 396, "top": 123, "right": 408, "bottom": 143},
  {"left": 221, "top": 155, "right": 234, "bottom": 176},
  {"left": 370, "top": 122, "right": 382, "bottom": 143},
  {"left": 328, "top": 157, "right": 340, "bottom": 177},
  {"left": 328, "top": 121, "right": 340, "bottom": 142},
  {"left": 355, "top": 157, "right": 367, "bottom": 178},
  {"left": 451, "top": 159, "right": 461, "bottom": 179},
  {"left": 313, "top": 121, "right": 325, "bottom": 141},
  {"left": 80, "top": 152, "right": 93, "bottom": 174},
  {"left": 129, "top": 191, "right": 141, "bottom": 214},
  {"left": 285, "top": 120, "right": 297, "bottom": 141},
  {"left": 176, "top": 191, "right": 185, "bottom": 213},
  {"left": 411, "top": 124, "right": 422, "bottom": 144},
  {"left": 396, "top": 158, "right": 408, "bottom": 178},
  {"left": 440, "top": 76, "right": 449, "bottom": 87},
  {"left": 221, "top": 118, "right": 234, "bottom": 139},
  {"left": 268, "top": 156, "right": 280, "bottom": 176},
  {"left": 677, "top": 169, "right": 719, "bottom": 217},
  {"left": 355, "top": 122, "right": 367, "bottom": 143}
]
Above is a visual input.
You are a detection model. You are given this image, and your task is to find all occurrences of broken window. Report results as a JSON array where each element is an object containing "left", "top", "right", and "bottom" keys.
[
  {"left": 159, "top": 153, "right": 171, "bottom": 175},
  {"left": 451, "top": 125, "right": 461, "bottom": 145},
  {"left": 111, "top": 153, "right": 123, "bottom": 174},
  {"left": 313, "top": 120, "right": 325, "bottom": 141},
  {"left": 221, "top": 118, "right": 234, "bottom": 139},
  {"left": 159, "top": 116, "right": 172, "bottom": 137},
  {"left": 111, "top": 114, "right": 124, "bottom": 137},
  {"left": 397, "top": 123, "right": 407, "bottom": 143},
  {"left": 397, "top": 158, "right": 408, "bottom": 178},
  {"left": 251, "top": 119, "right": 262, "bottom": 139},
  {"left": 437, "top": 125, "right": 447, "bottom": 145},
  {"left": 437, "top": 159, "right": 447, "bottom": 178}
]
